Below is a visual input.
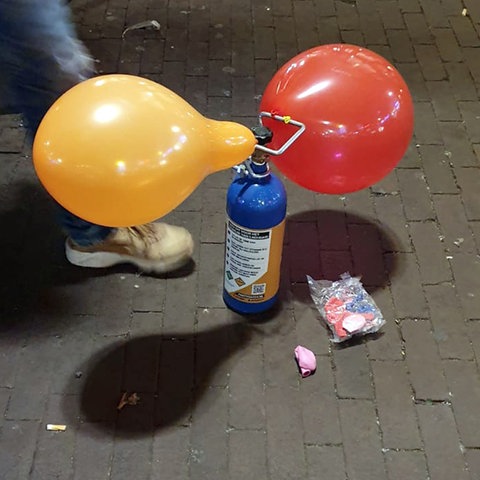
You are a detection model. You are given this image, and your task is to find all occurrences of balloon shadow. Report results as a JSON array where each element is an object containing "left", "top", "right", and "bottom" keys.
[
  {"left": 64, "top": 322, "right": 253, "bottom": 437},
  {"left": 0, "top": 181, "right": 195, "bottom": 334},
  {"left": 282, "top": 209, "right": 400, "bottom": 304}
]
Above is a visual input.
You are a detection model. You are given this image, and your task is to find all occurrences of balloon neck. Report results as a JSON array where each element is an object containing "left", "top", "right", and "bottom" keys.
[{"left": 207, "top": 120, "right": 256, "bottom": 172}]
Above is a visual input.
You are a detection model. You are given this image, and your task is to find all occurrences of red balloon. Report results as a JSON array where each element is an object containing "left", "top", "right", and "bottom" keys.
[{"left": 260, "top": 44, "right": 414, "bottom": 194}]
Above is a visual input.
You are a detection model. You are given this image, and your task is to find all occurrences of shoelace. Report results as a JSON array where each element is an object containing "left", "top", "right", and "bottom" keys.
[{"left": 126, "top": 224, "right": 160, "bottom": 245}]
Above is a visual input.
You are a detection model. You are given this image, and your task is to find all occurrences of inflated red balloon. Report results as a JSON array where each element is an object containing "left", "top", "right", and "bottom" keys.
[{"left": 260, "top": 44, "right": 414, "bottom": 194}]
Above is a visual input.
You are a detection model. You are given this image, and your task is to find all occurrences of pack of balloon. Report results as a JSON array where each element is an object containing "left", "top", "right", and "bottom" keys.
[{"left": 307, "top": 273, "right": 386, "bottom": 343}]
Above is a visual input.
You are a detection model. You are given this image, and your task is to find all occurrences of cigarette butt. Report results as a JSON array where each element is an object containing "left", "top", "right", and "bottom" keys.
[
  {"left": 46, "top": 424, "right": 66, "bottom": 431},
  {"left": 462, "top": 8, "right": 468, "bottom": 15}
]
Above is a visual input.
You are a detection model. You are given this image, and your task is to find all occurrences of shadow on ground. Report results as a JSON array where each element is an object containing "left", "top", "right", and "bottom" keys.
[
  {"left": 64, "top": 322, "right": 253, "bottom": 437},
  {"left": 281, "top": 209, "right": 401, "bottom": 305},
  {"left": 0, "top": 182, "right": 195, "bottom": 333}
]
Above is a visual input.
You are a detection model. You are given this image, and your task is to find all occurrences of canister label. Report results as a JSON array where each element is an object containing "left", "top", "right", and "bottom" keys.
[{"left": 224, "top": 218, "right": 285, "bottom": 303}]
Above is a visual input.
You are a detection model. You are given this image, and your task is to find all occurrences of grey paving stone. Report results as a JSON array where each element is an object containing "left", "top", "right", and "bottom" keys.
[
  {"left": 409, "top": 221, "right": 453, "bottom": 284},
  {"left": 333, "top": 342, "right": 373, "bottom": 399},
  {"left": 372, "top": 360, "right": 422, "bottom": 449},
  {"left": 228, "top": 342, "right": 266, "bottom": 429},
  {"left": 339, "top": 399, "right": 386, "bottom": 480},
  {"left": 228, "top": 429, "right": 268, "bottom": 480},
  {"left": 190, "top": 387, "right": 229, "bottom": 480},
  {"left": 306, "top": 445, "right": 347, "bottom": 480},
  {"left": 265, "top": 385, "right": 307, "bottom": 480},
  {"left": 73, "top": 423, "right": 114, "bottom": 480},
  {"left": 416, "top": 403, "right": 470, "bottom": 480},
  {"left": 443, "top": 359, "right": 480, "bottom": 447},
  {"left": 401, "top": 319, "right": 449, "bottom": 401},
  {"left": 424, "top": 283, "right": 473, "bottom": 360},
  {"left": 386, "top": 252, "right": 429, "bottom": 319},
  {"left": 300, "top": 356, "right": 342, "bottom": 445},
  {"left": 151, "top": 426, "right": 190, "bottom": 480},
  {"left": 385, "top": 450, "right": 429, "bottom": 480}
]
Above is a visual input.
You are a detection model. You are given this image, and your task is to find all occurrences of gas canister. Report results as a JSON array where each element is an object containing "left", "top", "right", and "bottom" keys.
[{"left": 223, "top": 152, "right": 287, "bottom": 314}]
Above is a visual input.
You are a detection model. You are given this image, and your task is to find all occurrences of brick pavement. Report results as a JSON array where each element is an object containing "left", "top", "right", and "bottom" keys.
[{"left": 1, "top": 0, "right": 480, "bottom": 478}]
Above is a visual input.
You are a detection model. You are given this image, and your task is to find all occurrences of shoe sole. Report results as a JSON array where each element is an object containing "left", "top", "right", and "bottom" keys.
[{"left": 65, "top": 239, "right": 193, "bottom": 274}]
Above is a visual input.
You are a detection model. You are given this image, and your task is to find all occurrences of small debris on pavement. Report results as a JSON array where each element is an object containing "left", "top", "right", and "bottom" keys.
[
  {"left": 117, "top": 392, "right": 140, "bottom": 410},
  {"left": 46, "top": 424, "right": 66, "bottom": 431},
  {"left": 122, "top": 20, "right": 160, "bottom": 39}
]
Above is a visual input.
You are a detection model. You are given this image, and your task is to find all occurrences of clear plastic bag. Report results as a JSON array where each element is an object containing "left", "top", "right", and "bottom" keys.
[{"left": 307, "top": 273, "right": 386, "bottom": 343}]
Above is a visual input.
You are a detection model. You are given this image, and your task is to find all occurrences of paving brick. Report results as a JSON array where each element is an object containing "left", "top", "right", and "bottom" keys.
[
  {"left": 432, "top": 194, "right": 477, "bottom": 253},
  {"left": 162, "top": 274, "right": 198, "bottom": 333},
  {"left": 373, "top": 194, "right": 412, "bottom": 253},
  {"left": 110, "top": 435, "right": 153, "bottom": 480},
  {"left": 228, "top": 342, "right": 266, "bottom": 429},
  {"left": 317, "top": 16, "right": 342, "bottom": 44},
  {"left": 387, "top": 29, "right": 416, "bottom": 62},
  {"left": 449, "top": 253, "right": 480, "bottom": 319},
  {"left": 426, "top": 80, "right": 462, "bottom": 121},
  {"left": 416, "top": 403, "right": 470, "bottom": 480},
  {"left": 404, "top": 12, "right": 435, "bottom": 44},
  {"left": 433, "top": 27, "right": 463, "bottom": 61},
  {"left": 262, "top": 310, "right": 300, "bottom": 386},
  {"left": 156, "top": 336, "right": 194, "bottom": 427},
  {"left": 348, "top": 223, "right": 387, "bottom": 287},
  {"left": 338, "top": 399, "right": 386, "bottom": 480},
  {"left": 418, "top": 0, "right": 450, "bottom": 27},
  {"left": 286, "top": 221, "right": 322, "bottom": 283},
  {"left": 418, "top": 145, "right": 457, "bottom": 193},
  {"left": 360, "top": 12, "right": 388, "bottom": 44},
  {"left": 411, "top": 101, "right": 444, "bottom": 144},
  {"left": 372, "top": 360, "right": 422, "bottom": 449},
  {"left": 30, "top": 396, "right": 77, "bottom": 480},
  {"left": 443, "top": 360, "right": 480, "bottom": 447},
  {"left": 450, "top": 16, "right": 480, "bottom": 47},
  {"left": 306, "top": 445, "right": 346, "bottom": 480},
  {"left": 229, "top": 429, "right": 268, "bottom": 480},
  {"left": 73, "top": 422, "right": 114, "bottom": 480},
  {"left": 333, "top": 342, "right": 373, "bottom": 399},
  {"left": 344, "top": 189, "right": 377, "bottom": 223},
  {"left": 454, "top": 167, "right": 480, "bottom": 220},
  {"left": 293, "top": 1, "right": 319, "bottom": 51},
  {"left": 386, "top": 252, "right": 428, "bottom": 318},
  {"left": 425, "top": 283, "right": 474, "bottom": 360},
  {"left": 384, "top": 450, "right": 429, "bottom": 480},
  {"left": 445, "top": 62, "right": 479, "bottom": 101},
  {"left": 409, "top": 221, "right": 452, "bottom": 284},
  {"left": 317, "top": 209, "right": 349, "bottom": 251},
  {"left": 291, "top": 283, "right": 331, "bottom": 356},
  {"left": 151, "top": 426, "right": 190, "bottom": 479},
  {"left": 273, "top": 15, "right": 299, "bottom": 66},
  {"left": 300, "top": 356, "right": 342, "bottom": 445},
  {"left": 377, "top": 0, "right": 405, "bottom": 29},
  {"left": 465, "top": 448, "right": 480, "bottom": 480},
  {"left": 397, "top": 62, "right": 429, "bottom": 101},
  {"left": 401, "top": 319, "right": 449, "bottom": 400},
  {"left": 458, "top": 101, "right": 480, "bottom": 143},
  {"left": 396, "top": 169, "right": 434, "bottom": 221},
  {"left": 232, "top": 76, "right": 256, "bottom": 116},
  {"left": 190, "top": 387, "right": 229, "bottom": 480},
  {"left": 265, "top": 385, "right": 307, "bottom": 480},
  {"left": 0, "top": 420, "right": 39, "bottom": 479},
  {"left": 318, "top": 250, "right": 354, "bottom": 285},
  {"left": 6, "top": 336, "right": 63, "bottom": 420},
  {"left": 197, "top": 243, "right": 224, "bottom": 308},
  {"left": 367, "top": 287, "right": 405, "bottom": 360}
]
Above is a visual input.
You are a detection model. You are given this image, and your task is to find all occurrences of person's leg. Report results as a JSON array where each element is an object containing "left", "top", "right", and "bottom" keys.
[
  {"left": 0, "top": 0, "right": 194, "bottom": 272},
  {"left": 0, "top": 0, "right": 111, "bottom": 246}
]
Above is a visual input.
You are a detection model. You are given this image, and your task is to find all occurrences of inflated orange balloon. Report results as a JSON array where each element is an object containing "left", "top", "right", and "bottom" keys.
[{"left": 33, "top": 75, "right": 256, "bottom": 227}]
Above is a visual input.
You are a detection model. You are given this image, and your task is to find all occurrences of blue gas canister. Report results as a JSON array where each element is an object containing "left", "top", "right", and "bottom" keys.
[{"left": 223, "top": 151, "right": 287, "bottom": 314}]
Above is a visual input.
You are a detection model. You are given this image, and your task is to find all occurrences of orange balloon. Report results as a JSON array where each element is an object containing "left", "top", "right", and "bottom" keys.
[{"left": 33, "top": 75, "right": 256, "bottom": 227}]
